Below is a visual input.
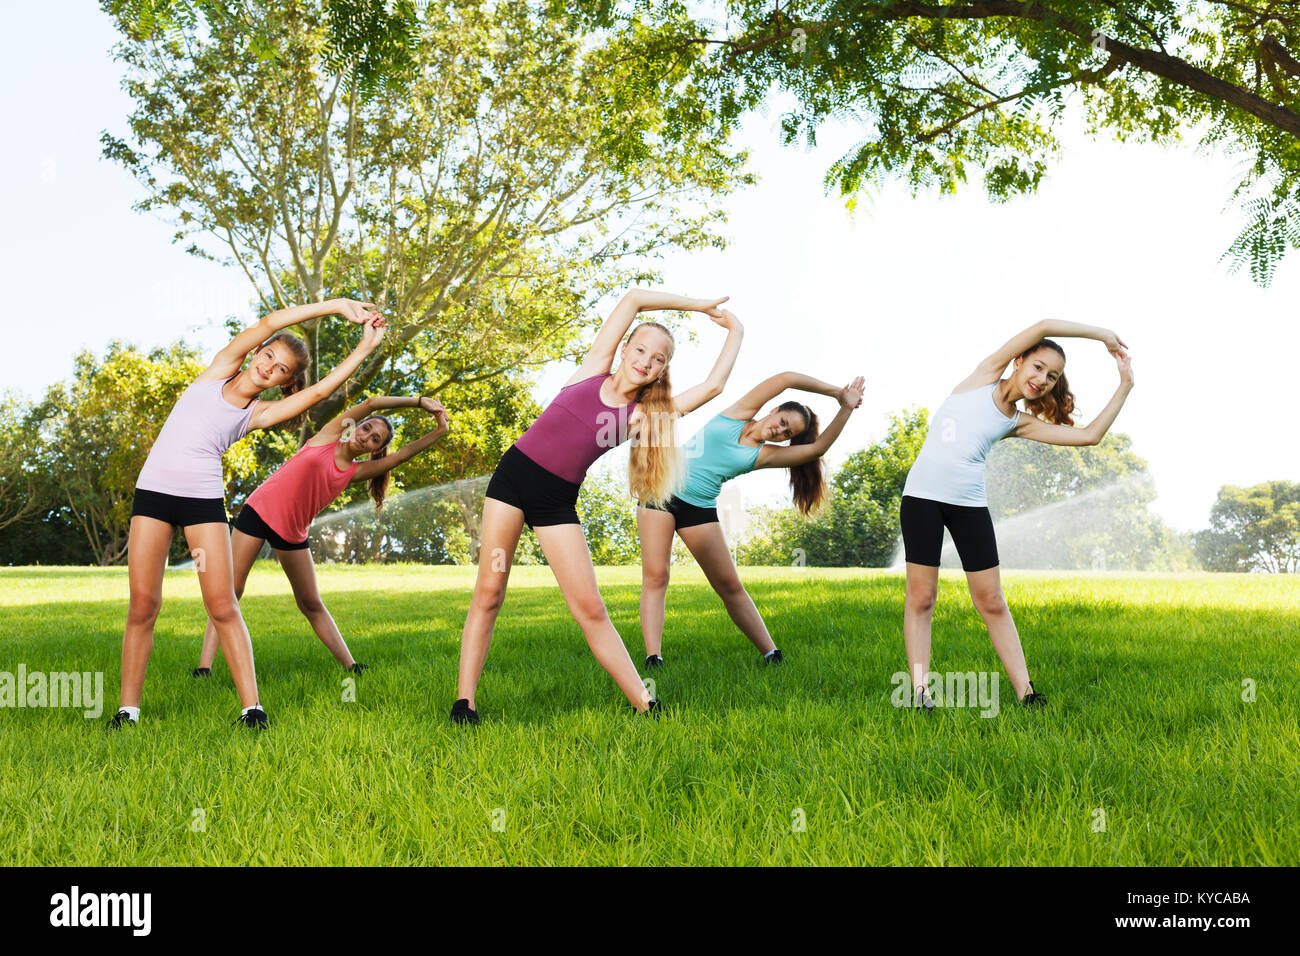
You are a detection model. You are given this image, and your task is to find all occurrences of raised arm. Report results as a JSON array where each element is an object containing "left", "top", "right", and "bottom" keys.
[
  {"left": 308, "top": 393, "right": 429, "bottom": 447},
  {"left": 247, "top": 319, "right": 386, "bottom": 431},
  {"left": 351, "top": 399, "right": 451, "bottom": 483},
  {"left": 756, "top": 377, "right": 865, "bottom": 469},
  {"left": 1014, "top": 352, "right": 1134, "bottom": 447},
  {"left": 567, "top": 289, "right": 729, "bottom": 385},
  {"left": 197, "top": 298, "right": 379, "bottom": 384},
  {"left": 722, "top": 371, "right": 845, "bottom": 422},
  {"left": 669, "top": 310, "right": 745, "bottom": 416},
  {"left": 958, "top": 319, "right": 1130, "bottom": 391}
]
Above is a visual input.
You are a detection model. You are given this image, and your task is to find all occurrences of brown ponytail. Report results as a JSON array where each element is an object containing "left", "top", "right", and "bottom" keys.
[
  {"left": 626, "top": 322, "right": 684, "bottom": 508},
  {"left": 1020, "top": 339, "right": 1075, "bottom": 425},
  {"left": 361, "top": 414, "right": 394, "bottom": 512},
  {"left": 780, "top": 401, "right": 826, "bottom": 516}
]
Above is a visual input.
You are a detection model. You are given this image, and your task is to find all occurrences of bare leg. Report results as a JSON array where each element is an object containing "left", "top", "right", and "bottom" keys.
[
  {"left": 677, "top": 521, "right": 776, "bottom": 654},
  {"left": 277, "top": 546, "right": 354, "bottom": 668},
  {"left": 903, "top": 562, "right": 940, "bottom": 690},
  {"left": 533, "top": 522, "right": 652, "bottom": 712},
  {"left": 199, "top": 529, "right": 263, "bottom": 669},
  {"left": 119, "top": 516, "right": 176, "bottom": 709},
  {"left": 636, "top": 506, "right": 676, "bottom": 658},
  {"left": 184, "top": 522, "right": 260, "bottom": 709},
  {"left": 455, "top": 498, "right": 525, "bottom": 710},
  {"left": 965, "top": 566, "right": 1032, "bottom": 699}
]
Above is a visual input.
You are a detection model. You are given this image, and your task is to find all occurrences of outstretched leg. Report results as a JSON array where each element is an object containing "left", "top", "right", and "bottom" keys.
[
  {"left": 119, "top": 516, "right": 175, "bottom": 709},
  {"left": 964, "top": 566, "right": 1032, "bottom": 699},
  {"left": 455, "top": 497, "right": 526, "bottom": 711},
  {"left": 277, "top": 546, "right": 355, "bottom": 668},
  {"left": 636, "top": 506, "right": 676, "bottom": 658},
  {"left": 533, "top": 522, "right": 652, "bottom": 712},
  {"left": 676, "top": 521, "right": 776, "bottom": 654},
  {"left": 198, "top": 528, "right": 263, "bottom": 670},
  {"left": 183, "top": 521, "right": 260, "bottom": 709}
]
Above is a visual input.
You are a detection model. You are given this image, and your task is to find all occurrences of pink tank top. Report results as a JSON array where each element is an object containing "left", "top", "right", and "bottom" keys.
[
  {"left": 514, "top": 373, "right": 638, "bottom": 483},
  {"left": 135, "top": 377, "right": 258, "bottom": 499},
  {"left": 246, "top": 440, "right": 358, "bottom": 543}
]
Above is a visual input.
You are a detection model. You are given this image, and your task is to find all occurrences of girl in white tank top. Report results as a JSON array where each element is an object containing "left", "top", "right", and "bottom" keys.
[{"left": 899, "top": 320, "right": 1135, "bottom": 711}]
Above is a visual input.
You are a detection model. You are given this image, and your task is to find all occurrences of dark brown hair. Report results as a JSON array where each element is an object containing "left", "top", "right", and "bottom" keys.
[
  {"left": 1019, "top": 339, "right": 1075, "bottom": 425},
  {"left": 360, "top": 414, "right": 394, "bottom": 511},
  {"left": 778, "top": 400, "right": 826, "bottom": 516}
]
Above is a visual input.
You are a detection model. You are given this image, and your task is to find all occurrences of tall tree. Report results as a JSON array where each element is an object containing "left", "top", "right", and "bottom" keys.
[
  {"left": 1196, "top": 480, "right": 1300, "bottom": 572},
  {"left": 101, "top": 0, "right": 751, "bottom": 437},
  {"left": 573, "top": 1, "right": 1300, "bottom": 284}
]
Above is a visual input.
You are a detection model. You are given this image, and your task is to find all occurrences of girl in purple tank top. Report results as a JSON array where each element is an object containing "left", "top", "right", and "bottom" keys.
[
  {"left": 450, "top": 289, "right": 745, "bottom": 724},
  {"left": 110, "top": 298, "right": 388, "bottom": 732}
]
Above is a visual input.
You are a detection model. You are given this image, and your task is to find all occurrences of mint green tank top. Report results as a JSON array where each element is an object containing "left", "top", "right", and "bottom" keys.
[{"left": 678, "top": 414, "right": 761, "bottom": 509}]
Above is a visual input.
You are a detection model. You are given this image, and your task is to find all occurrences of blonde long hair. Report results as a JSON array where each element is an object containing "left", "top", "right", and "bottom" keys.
[{"left": 625, "top": 322, "right": 684, "bottom": 508}]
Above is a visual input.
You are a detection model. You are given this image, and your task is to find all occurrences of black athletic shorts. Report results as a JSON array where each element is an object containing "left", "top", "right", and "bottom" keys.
[
  {"left": 485, "top": 445, "right": 582, "bottom": 528},
  {"left": 900, "top": 495, "right": 1000, "bottom": 572},
  {"left": 131, "top": 487, "right": 227, "bottom": 528},
  {"left": 234, "top": 502, "right": 310, "bottom": 551},
  {"left": 641, "top": 494, "right": 719, "bottom": 530}
]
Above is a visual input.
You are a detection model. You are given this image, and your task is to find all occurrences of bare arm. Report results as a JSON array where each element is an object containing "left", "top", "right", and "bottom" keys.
[
  {"left": 756, "top": 377, "right": 865, "bottom": 469},
  {"left": 957, "top": 320, "right": 1129, "bottom": 392},
  {"left": 197, "top": 298, "right": 378, "bottom": 384},
  {"left": 723, "top": 371, "right": 845, "bottom": 422},
  {"left": 307, "top": 393, "right": 427, "bottom": 447},
  {"left": 248, "top": 320, "right": 386, "bottom": 431},
  {"left": 670, "top": 310, "right": 745, "bottom": 416},
  {"left": 567, "top": 289, "right": 730, "bottom": 386},
  {"left": 1014, "top": 353, "right": 1135, "bottom": 447},
  {"left": 351, "top": 401, "right": 450, "bottom": 483}
]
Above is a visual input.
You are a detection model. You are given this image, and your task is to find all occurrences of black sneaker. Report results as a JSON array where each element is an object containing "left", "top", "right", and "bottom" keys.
[
  {"left": 234, "top": 707, "right": 269, "bottom": 730},
  {"left": 1021, "top": 681, "right": 1048, "bottom": 707},
  {"left": 762, "top": 648, "right": 784, "bottom": 665},
  {"left": 913, "top": 685, "right": 936, "bottom": 713},
  {"left": 639, "top": 698, "right": 662, "bottom": 718},
  {"left": 106, "top": 709, "right": 137, "bottom": 730},
  {"left": 450, "top": 698, "right": 480, "bottom": 725},
  {"left": 191, "top": 667, "right": 212, "bottom": 678},
  {"left": 644, "top": 654, "right": 664, "bottom": 669},
  {"left": 346, "top": 662, "right": 367, "bottom": 674}
]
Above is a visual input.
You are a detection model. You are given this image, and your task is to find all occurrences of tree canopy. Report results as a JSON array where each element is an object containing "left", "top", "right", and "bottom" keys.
[
  {"left": 562, "top": 0, "right": 1300, "bottom": 285},
  {"left": 101, "top": 0, "right": 753, "bottom": 434}
]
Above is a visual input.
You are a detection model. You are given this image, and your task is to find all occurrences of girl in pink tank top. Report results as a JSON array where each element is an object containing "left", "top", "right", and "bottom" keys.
[
  {"left": 451, "top": 288, "right": 746, "bottom": 725},
  {"left": 113, "top": 297, "right": 389, "bottom": 733},
  {"left": 191, "top": 395, "right": 451, "bottom": 676}
]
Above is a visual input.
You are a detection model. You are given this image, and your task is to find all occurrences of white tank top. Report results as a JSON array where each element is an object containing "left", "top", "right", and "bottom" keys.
[
  {"left": 902, "top": 383, "right": 1020, "bottom": 507},
  {"left": 135, "top": 377, "right": 258, "bottom": 500}
]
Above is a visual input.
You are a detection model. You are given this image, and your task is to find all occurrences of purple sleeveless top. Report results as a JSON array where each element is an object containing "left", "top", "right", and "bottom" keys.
[
  {"left": 514, "top": 373, "right": 637, "bottom": 484},
  {"left": 135, "top": 376, "right": 258, "bottom": 499}
]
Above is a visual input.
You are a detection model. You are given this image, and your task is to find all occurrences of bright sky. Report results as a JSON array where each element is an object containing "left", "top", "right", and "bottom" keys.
[{"left": 3, "top": 2, "right": 1297, "bottom": 533}]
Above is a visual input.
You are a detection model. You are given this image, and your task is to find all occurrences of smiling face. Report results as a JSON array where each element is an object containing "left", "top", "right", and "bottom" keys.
[
  {"left": 620, "top": 324, "right": 674, "bottom": 387},
  {"left": 757, "top": 406, "right": 809, "bottom": 443},
  {"left": 347, "top": 416, "right": 392, "bottom": 456},
  {"left": 1014, "top": 346, "right": 1065, "bottom": 400},
  {"left": 247, "top": 339, "right": 303, "bottom": 391}
]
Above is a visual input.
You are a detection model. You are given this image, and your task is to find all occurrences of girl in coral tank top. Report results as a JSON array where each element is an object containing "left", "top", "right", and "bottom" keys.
[{"left": 190, "top": 395, "right": 451, "bottom": 680}]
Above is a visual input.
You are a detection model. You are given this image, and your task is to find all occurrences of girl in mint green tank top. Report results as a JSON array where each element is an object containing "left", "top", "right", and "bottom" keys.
[{"left": 637, "top": 372, "right": 865, "bottom": 669}]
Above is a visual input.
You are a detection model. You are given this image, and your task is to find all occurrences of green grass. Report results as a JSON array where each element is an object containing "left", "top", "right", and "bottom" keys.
[{"left": 1, "top": 564, "right": 1296, "bottom": 865}]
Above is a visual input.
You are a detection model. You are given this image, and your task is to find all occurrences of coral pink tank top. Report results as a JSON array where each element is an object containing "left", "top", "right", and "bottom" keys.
[{"left": 246, "top": 441, "right": 358, "bottom": 543}]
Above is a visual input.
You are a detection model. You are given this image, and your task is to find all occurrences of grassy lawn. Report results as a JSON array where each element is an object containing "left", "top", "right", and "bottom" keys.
[{"left": 1, "top": 564, "right": 1296, "bottom": 865}]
